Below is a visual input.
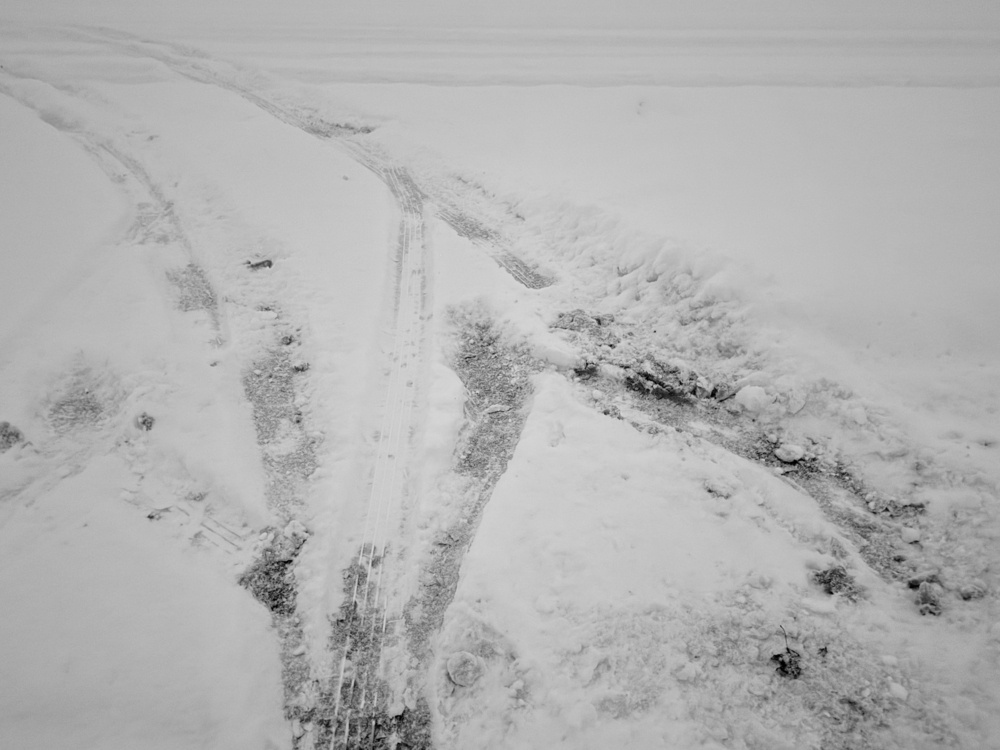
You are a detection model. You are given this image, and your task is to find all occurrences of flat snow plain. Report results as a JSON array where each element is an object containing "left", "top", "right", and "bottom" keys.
[{"left": 1, "top": 18, "right": 999, "bottom": 750}]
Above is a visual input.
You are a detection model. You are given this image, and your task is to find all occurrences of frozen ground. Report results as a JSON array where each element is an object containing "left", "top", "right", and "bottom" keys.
[{"left": 1, "top": 8, "right": 999, "bottom": 750}]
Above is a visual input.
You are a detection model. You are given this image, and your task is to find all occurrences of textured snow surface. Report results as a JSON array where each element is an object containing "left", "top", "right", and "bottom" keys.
[{"left": 1, "top": 12, "right": 999, "bottom": 750}]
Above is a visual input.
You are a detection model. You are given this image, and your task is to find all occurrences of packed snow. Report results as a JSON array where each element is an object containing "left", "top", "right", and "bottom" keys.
[{"left": 1, "top": 4, "right": 999, "bottom": 749}]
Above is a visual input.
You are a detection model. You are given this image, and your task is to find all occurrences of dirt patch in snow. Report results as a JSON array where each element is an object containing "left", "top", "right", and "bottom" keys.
[
  {"left": 552, "top": 309, "right": 978, "bottom": 610},
  {"left": 166, "top": 262, "right": 218, "bottom": 318},
  {"left": 311, "top": 305, "right": 542, "bottom": 749},
  {"left": 243, "top": 344, "right": 319, "bottom": 518},
  {"left": 309, "top": 551, "right": 434, "bottom": 750},
  {"left": 238, "top": 333, "right": 323, "bottom": 741},
  {"left": 0, "top": 422, "right": 24, "bottom": 452},
  {"left": 406, "top": 306, "right": 539, "bottom": 660},
  {"left": 45, "top": 362, "right": 124, "bottom": 434}
]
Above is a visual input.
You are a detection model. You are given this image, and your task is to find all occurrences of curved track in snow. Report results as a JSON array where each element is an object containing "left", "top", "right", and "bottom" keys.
[
  {"left": 70, "top": 27, "right": 551, "bottom": 292},
  {"left": 54, "top": 30, "right": 439, "bottom": 746}
]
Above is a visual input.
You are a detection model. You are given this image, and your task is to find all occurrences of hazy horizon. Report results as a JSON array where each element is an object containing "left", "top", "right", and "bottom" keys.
[{"left": 5, "top": 0, "right": 1000, "bottom": 32}]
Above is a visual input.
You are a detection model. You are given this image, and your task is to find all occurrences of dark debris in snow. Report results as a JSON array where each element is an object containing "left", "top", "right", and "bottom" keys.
[
  {"left": 814, "top": 565, "right": 863, "bottom": 601},
  {"left": 239, "top": 530, "right": 305, "bottom": 616},
  {"left": 0, "top": 421, "right": 24, "bottom": 452}
]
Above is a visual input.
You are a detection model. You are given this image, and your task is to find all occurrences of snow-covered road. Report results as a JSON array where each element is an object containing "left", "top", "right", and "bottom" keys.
[{"left": 2, "top": 20, "right": 999, "bottom": 750}]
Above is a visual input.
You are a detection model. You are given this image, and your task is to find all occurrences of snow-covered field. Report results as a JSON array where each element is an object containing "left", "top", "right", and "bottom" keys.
[{"left": 2, "top": 5, "right": 999, "bottom": 749}]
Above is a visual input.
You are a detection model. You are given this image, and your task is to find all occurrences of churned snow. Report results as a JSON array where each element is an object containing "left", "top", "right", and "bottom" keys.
[{"left": 2, "top": 5, "right": 999, "bottom": 749}]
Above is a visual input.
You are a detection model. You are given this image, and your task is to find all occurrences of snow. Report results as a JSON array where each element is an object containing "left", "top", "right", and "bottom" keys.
[
  {"left": 2, "top": 9, "right": 1000, "bottom": 750},
  {"left": 0, "top": 95, "right": 126, "bottom": 346},
  {"left": 0, "top": 457, "right": 286, "bottom": 750}
]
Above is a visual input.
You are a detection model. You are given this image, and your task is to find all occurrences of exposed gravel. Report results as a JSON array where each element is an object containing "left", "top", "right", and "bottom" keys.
[{"left": 551, "top": 308, "right": 971, "bottom": 609}]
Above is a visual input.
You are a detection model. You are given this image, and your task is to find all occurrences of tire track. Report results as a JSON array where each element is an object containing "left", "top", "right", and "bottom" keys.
[
  {"left": 70, "top": 27, "right": 552, "bottom": 291},
  {"left": 0, "top": 73, "right": 233, "bottom": 541},
  {"left": 322, "top": 165, "right": 429, "bottom": 750},
  {"left": 27, "top": 34, "right": 540, "bottom": 745}
]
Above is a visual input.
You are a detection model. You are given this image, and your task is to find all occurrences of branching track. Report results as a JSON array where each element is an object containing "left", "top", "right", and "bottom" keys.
[
  {"left": 71, "top": 27, "right": 551, "bottom": 291},
  {"left": 49, "top": 32, "right": 537, "bottom": 747}
]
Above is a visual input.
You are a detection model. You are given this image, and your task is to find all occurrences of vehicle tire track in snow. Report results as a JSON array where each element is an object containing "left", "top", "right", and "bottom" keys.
[
  {"left": 15, "top": 33, "right": 435, "bottom": 745},
  {"left": 60, "top": 32, "right": 543, "bottom": 746},
  {"left": 71, "top": 27, "right": 552, "bottom": 292},
  {"left": 5, "top": 59, "right": 377, "bottom": 745},
  {"left": 0, "top": 71, "right": 223, "bottom": 335},
  {"left": 314, "top": 164, "right": 430, "bottom": 749},
  {"left": 405, "top": 309, "right": 538, "bottom": 656},
  {"left": 0, "top": 75, "right": 231, "bottom": 541}
]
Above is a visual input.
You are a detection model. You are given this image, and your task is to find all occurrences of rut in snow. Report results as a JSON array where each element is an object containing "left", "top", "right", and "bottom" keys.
[
  {"left": 76, "top": 28, "right": 552, "bottom": 292},
  {"left": 551, "top": 309, "right": 982, "bottom": 616},
  {"left": 316, "top": 163, "right": 431, "bottom": 750}
]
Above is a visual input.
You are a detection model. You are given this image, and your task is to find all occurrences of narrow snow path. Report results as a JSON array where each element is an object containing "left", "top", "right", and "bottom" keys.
[{"left": 330, "top": 164, "right": 429, "bottom": 748}]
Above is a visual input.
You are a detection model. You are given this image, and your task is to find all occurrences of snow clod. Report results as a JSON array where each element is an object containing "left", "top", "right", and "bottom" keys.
[
  {"left": 900, "top": 526, "right": 921, "bottom": 544},
  {"left": 446, "top": 651, "right": 484, "bottom": 687},
  {"left": 773, "top": 443, "right": 806, "bottom": 463},
  {"left": 887, "top": 681, "right": 909, "bottom": 702},
  {"left": 734, "top": 385, "right": 773, "bottom": 413},
  {"left": 916, "top": 581, "right": 943, "bottom": 616},
  {"left": 959, "top": 580, "right": 987, "bottom": 600},
  {"left": 674, "top": 661, "right": 702, "bottom": 682}
]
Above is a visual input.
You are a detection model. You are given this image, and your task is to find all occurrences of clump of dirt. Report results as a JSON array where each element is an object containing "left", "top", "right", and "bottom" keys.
[
  {"left": 623, "top": 359, "right": 697, "bottom": 405},
  {"left": 915, "top": 581, "right": 944, "bottom": 616},
  {"left": 772, "top": 646, "right": 803, "bottom": 679},
  {"left": 0, "top": 421, "right": 24, "bottom": 452},
  {"left": 239, "top": 529, "right": 305, "bottom": 616},
  {"left": 771, "top": 626, "right": 803, "bottom": 679},
  {"left": 813, "top": 565, "right": 863, "bottom": 601}
]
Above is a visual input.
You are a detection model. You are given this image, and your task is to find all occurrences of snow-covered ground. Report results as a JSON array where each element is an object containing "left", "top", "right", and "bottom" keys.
[{"left": 1, "top": 7, "right": 999, "bottom": 749}]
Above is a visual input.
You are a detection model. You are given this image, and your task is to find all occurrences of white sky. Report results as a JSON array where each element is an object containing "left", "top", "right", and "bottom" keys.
[{"left": 6, "top": 0, "right": 1000, "bottom": 31}]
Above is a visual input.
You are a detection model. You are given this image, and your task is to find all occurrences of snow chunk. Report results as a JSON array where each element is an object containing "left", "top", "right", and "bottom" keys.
[
  {"left": 446, "top": 651, "right": 484, "bottom": 687},
  {"left": 734, "top": 385, "right": 773, "bottom": 412},
  {"left": 773, "top": 443, "right": 806, "bottom": 463},
  {"left": 900, "top": 526, "right": 921, "bottom": 544},
  {"left": 530, "top": 336, "right": 581, "bottom": 369},
  {"left": 888, "top": 681, "right": 909, "bottom": 702},
  {"left": 801, "top": 597, "right": 837, "bottom": 614}
]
